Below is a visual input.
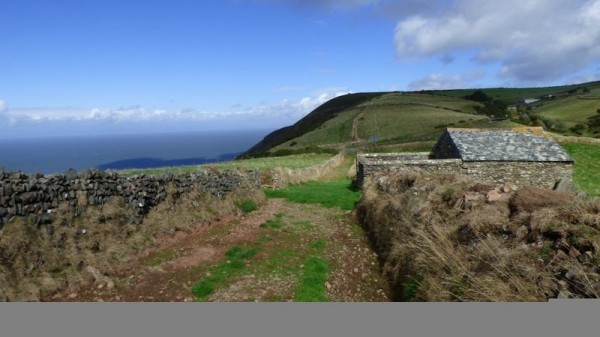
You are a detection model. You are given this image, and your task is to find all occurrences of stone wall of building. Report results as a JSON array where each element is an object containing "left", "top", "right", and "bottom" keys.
[
  {"left": 461, "top": 161, "right": 573, "bottom": 189},
  {"left": 357, "top": 153, "right": 573, "bottom": 189}
]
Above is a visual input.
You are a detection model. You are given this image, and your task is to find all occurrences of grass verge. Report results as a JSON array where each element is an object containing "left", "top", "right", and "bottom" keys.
[
  {"left": 264, "top": 178, "right": 361, "bottom": 211},
  {"left": 562, "top": 142, "right": 600, "bottom": 196},
  {"left": 120, "top": 153, "right": 335, "bottom": 176}
]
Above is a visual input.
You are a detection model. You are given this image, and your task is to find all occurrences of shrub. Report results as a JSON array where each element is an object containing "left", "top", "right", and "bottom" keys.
[
  {"left": 237, "top": 200, "right": 257, "bottom": 213},
  {"left": 570, "top": 124, "right": 587, "bottom": 135}
]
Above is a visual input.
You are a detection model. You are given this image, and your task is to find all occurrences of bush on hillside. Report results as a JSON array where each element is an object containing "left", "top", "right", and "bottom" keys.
[
  {"left": 464, "top": 90, "right": 490, "bottom": 102},
  {"left": 588, "top": 110, "right": 600, "bottom": 133}
]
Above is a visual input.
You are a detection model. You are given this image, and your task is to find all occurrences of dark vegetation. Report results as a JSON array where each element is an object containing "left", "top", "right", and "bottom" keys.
[
  {"left": 588, "top": 109, "right": 600, "bottom": 134},
  {"left": 463, "top": 89, "right": 509, "bottom": 119}
]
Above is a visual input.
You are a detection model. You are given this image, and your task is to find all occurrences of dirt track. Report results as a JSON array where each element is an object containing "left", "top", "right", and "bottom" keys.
[{"left": 46, "top": 199, "right": 390, "bottom": 302}]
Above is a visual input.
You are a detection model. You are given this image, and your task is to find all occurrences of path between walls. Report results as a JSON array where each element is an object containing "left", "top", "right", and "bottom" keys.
[{"left": 46, "top": 198, "right": 390, "bottom": 302}]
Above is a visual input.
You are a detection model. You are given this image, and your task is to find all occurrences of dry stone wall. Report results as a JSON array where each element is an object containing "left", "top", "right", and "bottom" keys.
[
  {"left": 357, "top": 153, "right": 573, "bottom": 189},
  {"left": 0, "top": 167, "right": 261, "bottom": 229},
  {"left": 0, "top": 166, "right": 263, "bottom": 301}
]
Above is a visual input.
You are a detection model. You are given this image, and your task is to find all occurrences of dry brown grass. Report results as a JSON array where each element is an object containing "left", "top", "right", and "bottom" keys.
[
  {"left": 262, "top": 153, "right": 347, "bottom": 188},
  {"left": 0, "top": 181, "right": 265, "bottom": 301},
  {"left": 357, "top": 171, "right": 600, "bottom": 302}
]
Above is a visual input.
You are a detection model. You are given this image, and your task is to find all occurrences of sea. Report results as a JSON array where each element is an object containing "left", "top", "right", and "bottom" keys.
[{"left": 0, "top": 129, "right": 269, "bottom": 175}]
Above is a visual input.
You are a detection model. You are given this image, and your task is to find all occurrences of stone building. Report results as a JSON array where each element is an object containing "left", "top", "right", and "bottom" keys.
[{"left": 357, "top": 127, "right": 574, "bottom": 189}]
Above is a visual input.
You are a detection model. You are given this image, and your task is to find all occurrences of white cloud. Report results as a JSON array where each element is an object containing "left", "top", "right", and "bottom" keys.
[
  {"left": 0, "top": 90, "right": 348, "bottom": 133},
  {"left": 408, "top": 73, "right": 466, "bottom": 91},
  {"left": 394, "top": 0, "right": 600, "bottom": 83},
  {"left": 242, "top": 89, "right": 349, "bottom": 121},
  {"left": 408, "top": 71, "right": 486, "bottom": 90}
]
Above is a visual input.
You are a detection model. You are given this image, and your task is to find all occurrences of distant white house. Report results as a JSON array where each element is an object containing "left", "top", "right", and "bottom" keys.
[{"left": 523, "top": 98, "right": 541, "bottom": 105}]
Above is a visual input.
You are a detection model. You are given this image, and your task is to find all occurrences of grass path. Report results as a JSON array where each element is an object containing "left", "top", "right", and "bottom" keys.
[{"left": 47, "top": 198, "right": 389, "bottom": 302}]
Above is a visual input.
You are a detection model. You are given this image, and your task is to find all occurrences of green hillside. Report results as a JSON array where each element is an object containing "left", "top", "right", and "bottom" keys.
[
  {"left": 243, "top": 81, "right": 600, "bottom": 156},
  {"left": 271, "top": 93, "right": 489, "bottom": 151},
  {"left": 533, "top": 91, "right": 600, "bottom": 129},
  {"left": 244, "top": 92, "right": 386, "bottom": 155},
  {"left": 435, "top": 81, "right": 600, "bottom": 104}
]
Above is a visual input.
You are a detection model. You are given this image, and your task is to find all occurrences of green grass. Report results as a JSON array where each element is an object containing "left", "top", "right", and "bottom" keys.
[
  {"left": 264, "top": 178, "right": 361, "bottom": 211},
  {"left": 273, "top": 107, "right": 363, "bottom": 149},
  {"left": 272, "top": 93, "right": 486, "bottom": 150},
  {"left": 191, "top": 244, "right": 260, "bottom": 300},
  {"left": 401, "top": 275, "right": 423, "bottom": 302},
  {"left": 356, "top": 103, "right": 486, "bottom": 143},
  {"left": 191, "top": 211, "right": 332, "bottom": 302},
  {"left": 294, "top": 256, "right": 329, "bottom": 302},
  {"left": 120, "top": 153, "right": 335, "bottom": 177},
  {"left": 259, "top": 213, "right": 284, "bottom": 229},
  {"left": 205, "top": 153, "right": 335, "bottom": 170},
  {"left": 535, "top": 92, "right": 600, "bottom": 129},
  {"left": 246, "top": 92, "right": 388, "bottom": 154},
  {"left": 237, "top": 200, "right": 258, "bottom": 213},
  {"left": 362, "top": 141, "right": 436, "bottom": 153},
  {"left": 310, "top": 239, "right": 326, "bottom": 250},
  {"left": 562, "top": 142, "right": 600, "bottom": 196}
]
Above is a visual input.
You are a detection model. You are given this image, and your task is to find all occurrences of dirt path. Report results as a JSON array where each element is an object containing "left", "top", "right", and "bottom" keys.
[
  {"left": 46, "top": 199, "right": 390, "bottom": 302},
  {"left": 351, "top": 106, "right": 370, "bottom": 144}
]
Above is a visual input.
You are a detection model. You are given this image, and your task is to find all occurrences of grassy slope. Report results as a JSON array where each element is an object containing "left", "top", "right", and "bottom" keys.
[
  {"left": 534, "top": 90, "right": 600, "bottom": 128},
  {"left": 266, "top": 83, "right": 600, "bottom": 152},
  {"left": 277, "top": 107, "right": 363, "bottom": 148},
  {"left": 271, "top": 93, "right": 487, "bottom": 150},
  {"left": 245, "top": 92, "right": 387, "bottom": 155},
  {"left": 435, "top": 80, "right": 600, "bottom": 104},
  {"left": 356, "top": 94, "right": 484, "bottom": 142},
  {"left": 120, "top": 153, "right": 335, "bottom": 176},
  {"left": 562, "top": 142, "right": 600, "bottom": 196}
]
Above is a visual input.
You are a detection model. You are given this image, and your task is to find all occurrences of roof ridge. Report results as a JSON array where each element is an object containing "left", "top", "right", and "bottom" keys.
[{"left": 446, "top": 127, "right": 545, "bottom": 132}]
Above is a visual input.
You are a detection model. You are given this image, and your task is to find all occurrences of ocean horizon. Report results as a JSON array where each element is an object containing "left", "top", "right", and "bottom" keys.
[{"left": 0, "top": 129, "right": 270, "bottom": 175}]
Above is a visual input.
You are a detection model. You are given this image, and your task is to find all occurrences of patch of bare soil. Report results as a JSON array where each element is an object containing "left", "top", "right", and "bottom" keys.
[{"left": 44, "top": 199, "right": 390, "bottom": 302}]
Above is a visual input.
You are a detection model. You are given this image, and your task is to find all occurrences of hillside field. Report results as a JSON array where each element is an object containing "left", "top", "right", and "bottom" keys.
[
  {"left": 248, "top": 82, "right": 600, "bottom": 156},
  {"left": 435, "top": 81, "right": 600, "bottom": 104},
  {"left": 534, "top": 91, "right": 600, "bottom": 129},
  {"left": 120, "top": 153, "right": 335, "bottom": 176},
  {"left": 271, "top": 93, "right": 488, "bottom": 150}
]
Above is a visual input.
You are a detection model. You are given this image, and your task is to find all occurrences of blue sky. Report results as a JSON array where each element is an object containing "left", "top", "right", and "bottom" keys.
[{"left": 1, "top": 0, "right": 599, "bottom": 138}]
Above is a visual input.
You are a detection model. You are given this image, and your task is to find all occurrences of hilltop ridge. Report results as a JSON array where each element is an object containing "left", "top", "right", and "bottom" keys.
[{"left": 243, "top": 80, "right": 600, "bottom": 156}]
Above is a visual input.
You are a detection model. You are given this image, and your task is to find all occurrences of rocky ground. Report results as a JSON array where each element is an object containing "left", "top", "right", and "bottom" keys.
[{"left": 45, "top": 198, "right": 390, "bottom": 302}]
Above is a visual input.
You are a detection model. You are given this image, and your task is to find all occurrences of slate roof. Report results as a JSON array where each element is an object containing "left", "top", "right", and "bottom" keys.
[{"left": 433, "top": 127, "right": 574, "bottom": 162}]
